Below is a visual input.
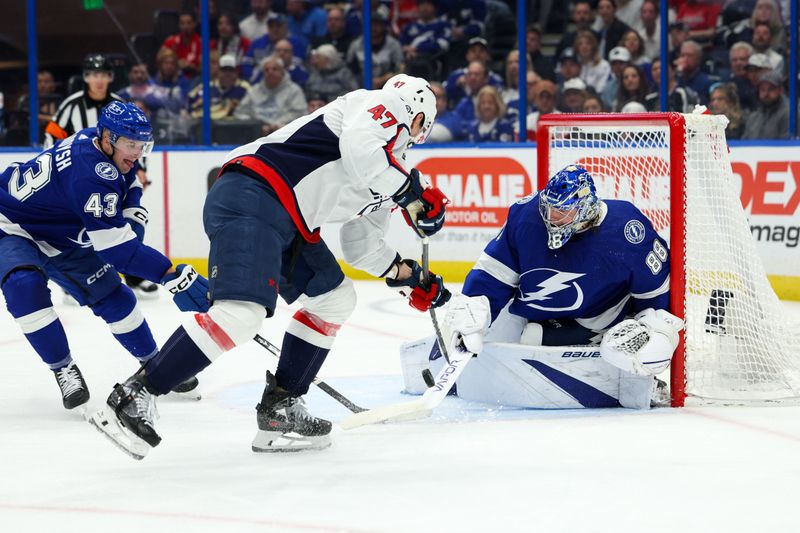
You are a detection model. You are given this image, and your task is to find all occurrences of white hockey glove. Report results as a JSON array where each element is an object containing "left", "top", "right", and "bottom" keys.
[
  {"left": 441, "top": 294, "right": 491, "bottom": 354},
  {"left": 600, "top": 308, "right": 684, "bottom": 376}
]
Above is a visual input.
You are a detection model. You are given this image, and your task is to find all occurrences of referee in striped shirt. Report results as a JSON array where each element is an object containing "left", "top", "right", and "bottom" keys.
[{"left": 45, "top": 53, "right": 159, "bottom": 299}]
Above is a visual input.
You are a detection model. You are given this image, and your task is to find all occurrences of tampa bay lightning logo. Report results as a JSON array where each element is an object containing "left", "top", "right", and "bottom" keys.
[
  {"left": 624, "top": 220, "right": 646, "bottom": 244},
  {"left": 67, "top": 228, "right": 93, "bottom": 248},
  {"left": 95, "top": 162, "right": 119, "bottom": 181},
  {"left": 106, "top": 101, "right": 126, "bottom": 115},
  {"left": 517, "top": 268, "right": 586, "bottom": 312}
]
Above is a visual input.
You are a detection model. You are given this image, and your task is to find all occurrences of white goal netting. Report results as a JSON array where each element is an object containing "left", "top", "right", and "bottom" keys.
[{"left": 541, "top": 113, "right": 800, "bottom": 403}]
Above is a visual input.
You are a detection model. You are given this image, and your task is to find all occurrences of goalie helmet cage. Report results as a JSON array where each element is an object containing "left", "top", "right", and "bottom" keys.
[{"left": 536, "top": 112, "right": 800, "bottom": 407}]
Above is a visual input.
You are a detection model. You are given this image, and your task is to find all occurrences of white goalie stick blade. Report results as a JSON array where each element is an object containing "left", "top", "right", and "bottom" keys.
[
  {"left": 339, "top": 346, "right": 475, "bottom": 430},
  {"left": 87, "top": 407, "right": 152, "bottom": 461}
]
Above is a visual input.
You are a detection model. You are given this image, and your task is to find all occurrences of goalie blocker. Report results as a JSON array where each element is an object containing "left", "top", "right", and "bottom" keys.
[{"left": 400, "top": 296, "right": 683, "bottom": 409}]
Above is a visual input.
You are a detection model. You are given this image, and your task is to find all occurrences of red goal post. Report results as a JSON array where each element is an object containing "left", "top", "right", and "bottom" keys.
[{"left": 536, "top": 112, "right": 800, "bottom": 406}]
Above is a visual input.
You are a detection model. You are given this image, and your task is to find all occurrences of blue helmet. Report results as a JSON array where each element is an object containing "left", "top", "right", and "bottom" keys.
[
  {"left": 97, "top": 101, "right": 154, "bottom": 155},
  {"left": 539, "top": 164, "right": 600, "bottom": 249}
]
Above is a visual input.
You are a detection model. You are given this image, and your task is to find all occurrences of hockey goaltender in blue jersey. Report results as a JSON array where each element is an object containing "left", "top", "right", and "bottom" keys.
[
  {"left": 463, "top": 194, "right": 671, "bottom": 335},
  {"left": 0, "top": 128, "right": 168, "bottom": 280}
]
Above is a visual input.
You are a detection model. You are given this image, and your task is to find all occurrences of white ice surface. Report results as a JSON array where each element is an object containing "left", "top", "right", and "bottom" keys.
[{"left": 1, "top": 281, "right": 799, "bottom": 533}]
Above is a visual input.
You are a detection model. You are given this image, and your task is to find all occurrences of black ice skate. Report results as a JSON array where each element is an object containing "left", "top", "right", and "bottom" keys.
[
  {"left": 252, "top": 371, "right": 332, "bottom": 452},
  {"left": 88, "top": 375, "right": 160, "bottom": 460},
  {"left": 53, "top": 362, "right": 90, "bottom": 409}
]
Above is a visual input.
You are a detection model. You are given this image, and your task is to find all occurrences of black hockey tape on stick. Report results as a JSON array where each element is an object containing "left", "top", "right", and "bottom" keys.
[
  {"left": 422, "top": 238, "right": 450, "bottom": 363},
  {"left": 252, "top": 334, "right": 367, "bottom": 413}
]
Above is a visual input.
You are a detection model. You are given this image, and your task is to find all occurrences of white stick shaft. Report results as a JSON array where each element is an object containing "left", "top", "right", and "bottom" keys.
[{"left": 339, "top": 349, "right": 474, "bottom": 430}]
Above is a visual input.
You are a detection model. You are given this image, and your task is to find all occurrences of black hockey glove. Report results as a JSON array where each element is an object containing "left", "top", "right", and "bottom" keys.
[
  {"left": 393, "top": 168, "right": 449, "bottom": 237},
  {"left": 385, "top": 259, "right": 451, "bottom": 311}
]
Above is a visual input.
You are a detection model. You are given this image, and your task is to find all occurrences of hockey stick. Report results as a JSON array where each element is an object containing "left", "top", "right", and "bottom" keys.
[
  {"left": 339, "top": 343, "right": 475, "bottom": 430},
  {"left": 422, "top": 237, "right": 450, "bottom": 363},
  {"left": 252, "top": 334, "right": 367, "bottom": 413}
]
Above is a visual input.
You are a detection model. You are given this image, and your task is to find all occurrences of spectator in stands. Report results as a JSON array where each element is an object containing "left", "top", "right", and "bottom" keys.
[
  {"left": 556, "top": 47, "right": 582, "bottom": 87},
  {"left": 709, "top": 82, "right": 746, "bottom": 139},
  {"left": 16, "top": 70, "right": 63, "bottom": 143},
  {"left": 427, "top": 81, "right": 464, "bottom": 143},
  {"left": 453, "top": 60, "right": 494, "bottom": 123},
  {"left": 274, "top": 39, "right": 309, "bottom": 87},
  {"left": 644, "top": 58, "right": 698, "bottom": 112},
  {"left": 615, "top": 64, "right": 649, "bottom": 111},
  {"left": 466, "top": 86, "right": 514, "bottom": 143},
  {"left": 441, "top": 0, "right": 487, "bottom": 66},
  {"left": 676, "top": 0, "right": 722, "bottom": 44},
  {"left": 242, "top": 14, "right": 309, "bottom": 84},
  {"left": 668, "top": 21, "right": 691, "bottom": 64},
  {"left": 444, "top": 37, "right": 504, "bottom": 105},
  {"left": 592, "top": 0, "right": 632, "bottom": 59},
  {"left": 214, "top": 13, "right": 250, "bottom": 67},
  {"left": 720, "top": 0, "right": 786, "bottom": 52},
  {"left": 560, "top": 77, "right": 588, "bottom": 113},
  {"left": 555, "top": 1, "right": 595, "bottom": 60},
  {"left": 525, "top": 25, "right": 555, "bottom": 82},
  {"left": 575, "top": 30, "right": 611, "bottom": 93},
  {"left": 286, "top": 0, "right": 328, "bottom": 42},
  {"left": 305, "top": 44, "right": 358, "bottom": 102},
  {"left": 306, "top": 92, "right": 328, "bottom": 113},
  {"left": 614, "top": 0, "right": 644, "bottom": 28},
  {"left": 151, "top": 48, "right": 191, "bottom": 111},
  {"left": 344, "top": 0, "right": 392, "bottom": 38},
  {"left": 310, "top": 7, "right": 353, "bottom": 60},
  {"left": 399, "top": 0, "right": 451, "bottom": 80},
  {"left": 239, "top": 0, "right": 274, "bottom": 41},
  {"left": 621, "top": 29, "right": 650, "bottom": 69},
  {"left": 162, "top": 11, "right": 202, "bottom": 79},
  {"left": 118, "top": 63, "right": 156, "bottom": 108},
  {"left": 743, "top": 52, "right": 771, "bottom": 111},
  {"left": 742, "top": 71, "right": 788, "bottom": 139},
  {"left": 633, "top": 0, "right": 663, "bottom": 61},
  {"left": 727, "top": 42, "right": 756, "bottom": 111},
  {"left": 582, "top": 94, "right": 606, "bottom": 112},
  {"left": 346, "top": 11, "right": 404, "bottom": 88},
  {"left": 235, "top": 55, "right": 307, "bottom": 136},
  {"left": 520, "top": 79, "right": 559, "bottom": 141},
  {"left": 676, "top": 40, "right": 712, "bottom": 105},
  {"left": 750, "top": 22, "right": 784, "bottom": 71},
  {"left": 188, "top": 54, "right": 251, "bottom": 119},
  {"left": 186, "top": 0, "right": 219, "bottom": 39},
  {"left": 601, "top": 46, "right": 631, "bottom": 109},
  {"left": 501, "top": 49, "right": 533, "bottom": 104},
  {"left": 506, "top": 70, "right": 543, "bottom": 123}
]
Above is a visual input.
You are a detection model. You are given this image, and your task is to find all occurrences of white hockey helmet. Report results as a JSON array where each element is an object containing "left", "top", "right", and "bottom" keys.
[{"left": 382, "top": 74, "right": 437, "bottom": 144}]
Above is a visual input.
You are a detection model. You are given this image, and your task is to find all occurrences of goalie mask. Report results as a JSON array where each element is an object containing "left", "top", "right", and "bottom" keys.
[
  {"left": 382, "top": 74, "right": 437, "bottom": 145},
  {"left": 539, "top": 165, "right": 600, "bottom": 249}
]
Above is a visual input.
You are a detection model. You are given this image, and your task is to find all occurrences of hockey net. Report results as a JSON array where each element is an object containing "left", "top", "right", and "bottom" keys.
[{"left": 537, "top": 112, "right": 800, "bottom": 406}]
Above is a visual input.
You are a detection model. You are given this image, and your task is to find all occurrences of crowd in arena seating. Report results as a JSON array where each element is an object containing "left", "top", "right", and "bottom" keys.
[{"left": 2, "top": 0, "right": 798, "bottom": 145}]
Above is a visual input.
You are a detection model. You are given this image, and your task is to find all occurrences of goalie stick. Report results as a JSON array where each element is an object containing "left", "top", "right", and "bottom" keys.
[
  {"left": 252, "top": 334, "right": 367, "bottom": 413},
  {"left": 338, "top": 343, "right": 475, "bottom": 430}
]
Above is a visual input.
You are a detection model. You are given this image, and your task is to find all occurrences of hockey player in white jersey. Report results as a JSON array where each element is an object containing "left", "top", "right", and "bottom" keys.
[
  {"left": 401, "top": 165, "right": 684, "bottom": 409},
  {"left": 90, "top": 74, "right": 451, "bottom": 458}
]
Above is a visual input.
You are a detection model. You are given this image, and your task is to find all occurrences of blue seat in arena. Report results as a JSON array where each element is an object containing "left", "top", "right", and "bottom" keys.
[{"left": 153, "top": 9, "right": 179, "bottom": 45}]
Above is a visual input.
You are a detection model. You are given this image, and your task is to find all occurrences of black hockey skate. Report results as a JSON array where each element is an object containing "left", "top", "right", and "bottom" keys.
[
  {"left": 53, "top": 362, "right": 90, "bottom": 409},
  {"left": 88, "top": 375, "right": 160, "bottom": 460},
  {"left": 252, "top": 371, "right": 332, "bottom": 452}
]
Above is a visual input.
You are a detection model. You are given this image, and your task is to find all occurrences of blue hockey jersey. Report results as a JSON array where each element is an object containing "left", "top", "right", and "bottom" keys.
[
  {"left": 463, "top": 195, "right": 670, "bottom": 331},
  {"left": 0, "top": 129, "right": 170, "bottom": 281}
]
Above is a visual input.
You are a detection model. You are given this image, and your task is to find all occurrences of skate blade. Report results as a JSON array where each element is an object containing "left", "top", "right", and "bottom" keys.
[
  {"left": 167, "top": 389, "right": 202, "bottom": 401},
  {"left": 87, "top": 407, "right": 151, "bottom": 460},
  {"left": 251, "top": 430, "right": 331, "bottom": 453}
]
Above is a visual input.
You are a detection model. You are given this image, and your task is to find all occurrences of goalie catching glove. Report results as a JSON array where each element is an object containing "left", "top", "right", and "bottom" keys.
[
  {"left": 441, "top": 294, "right": 491, "bottom": 354},
  {"left": 393, "top": 168, "right": 449, "bottom": 237},
  {"left": 385, "top": 258, "right": 451, "bottom": 311},
  {"left": 600, "top": 308, "right": 684, "bottom": 376},
  {"left": 161, "top": 264, "right": 210, "bottom": 313}
]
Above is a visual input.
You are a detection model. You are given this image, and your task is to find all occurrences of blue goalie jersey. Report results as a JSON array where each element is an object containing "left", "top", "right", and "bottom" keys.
[
  {"left": 463, "top": 194, "right": 670, "bottom": 331},
  {"left": 0, "top": 129, "right": 170, "bottom": 280}
]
